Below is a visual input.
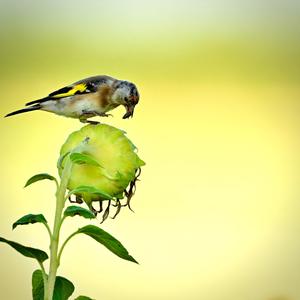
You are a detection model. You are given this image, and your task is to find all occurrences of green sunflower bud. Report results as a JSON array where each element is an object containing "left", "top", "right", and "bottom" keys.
[{"left": 58, "top": 124, "right": 145, "bottom": 221}]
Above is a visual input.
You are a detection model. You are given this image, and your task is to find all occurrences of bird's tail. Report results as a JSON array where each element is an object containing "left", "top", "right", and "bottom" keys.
[{"left": 5, "top": 104, "right": 41, "bottom": 118}]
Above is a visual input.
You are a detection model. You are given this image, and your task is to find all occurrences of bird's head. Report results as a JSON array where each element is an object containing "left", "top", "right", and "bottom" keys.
[{"left": 112, "top": 81, "right": 139, "bottom": 119}]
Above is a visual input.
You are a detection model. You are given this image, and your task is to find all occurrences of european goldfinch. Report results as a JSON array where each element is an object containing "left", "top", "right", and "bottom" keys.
[{"left": 5, "top": 75, "right": 140, "bottom": 124}]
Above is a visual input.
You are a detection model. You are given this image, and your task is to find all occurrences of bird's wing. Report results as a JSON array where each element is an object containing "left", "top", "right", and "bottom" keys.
[
  {"left": 48, "top": 83, "right": 90, "bottom": 98},
  {"left": 25, "top": 82, "right": 98, "bottom": 106}
]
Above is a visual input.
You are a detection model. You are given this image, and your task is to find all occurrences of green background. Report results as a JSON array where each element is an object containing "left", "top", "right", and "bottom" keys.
[{"left": 0, "top": 1, "right": 299, "bottom": 299}]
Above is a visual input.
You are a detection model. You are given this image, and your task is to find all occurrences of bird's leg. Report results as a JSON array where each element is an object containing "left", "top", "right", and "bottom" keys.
[
  {"left": 80, "top": 110, "right": 112, "bottom": 124},
  {"left": 94, "top": 112, "right": 113, "bottom": 117},
  {"left": 80, "top": 110, "right": 100, "bottom": 125},
  {"left": 81, "top": 119, "right": 100, "bottom": 125}
]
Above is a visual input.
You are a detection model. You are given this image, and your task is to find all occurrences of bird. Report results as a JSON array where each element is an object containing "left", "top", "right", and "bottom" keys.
[{"left": 5, "top": 75, "right": 140, "bottom": 124}]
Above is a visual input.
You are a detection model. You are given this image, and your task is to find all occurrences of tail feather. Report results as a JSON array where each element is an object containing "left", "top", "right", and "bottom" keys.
[{"left": 5, "top": 104, "right": 41, "bottom": 117}]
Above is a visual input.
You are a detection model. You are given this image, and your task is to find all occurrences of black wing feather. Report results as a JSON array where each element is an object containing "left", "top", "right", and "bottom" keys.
[
  {"left": 25, "top": 97, "right": 51, "bottom": 106},
  {"left": 25, "top": 87, "right": 74, "bottom": 106},
  {"left": 49, "top": 86, "right": 73, "bottom": 97},
  {"left": 25, "top": 76, "right": 111, "bottom": 107}
]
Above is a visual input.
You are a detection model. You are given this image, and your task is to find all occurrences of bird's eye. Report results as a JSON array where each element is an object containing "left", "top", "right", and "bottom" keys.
[{"left": 124, "top": 97, "right": 129, "bottom": 102}]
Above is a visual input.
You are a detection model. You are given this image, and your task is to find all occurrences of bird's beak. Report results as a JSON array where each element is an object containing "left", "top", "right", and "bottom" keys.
[{"left": 123, "top": 104, "right": 135, "bottom": 119}]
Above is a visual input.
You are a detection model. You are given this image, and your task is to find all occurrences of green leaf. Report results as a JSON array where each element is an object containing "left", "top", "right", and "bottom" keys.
[
  {"left": 53, "top": 276, "right": 75, "bottom": 300},
  {"left": 77, "top": 225, "right": 138, "bottom": 264},
  {"left": 25, "top": 173, "right": 57, "bottom": 188},
  {"left": 0, "top": 237, "right": 48, "bottom": 263},
  {"left": 32, "top": 270, "right": 44, "bottom": 300},
  {"left": 75, "top": 296, "right": 95, "bottom": 300},
  {"left": 57, "top": 151, "right": 70, "bottom": 168},
  {"left": 12, "top": 213, "right": 47, "bottom": 230},
  {"left": 32, "top": 270, "right": 75, "bottom": 300},
  {"left": 70, "top": 152, "right": 101, "bottom": 167},
  {"left": 67, "top": 186, "right": 113, "bottom": 200},
  {"left": 64, "top": 206, "right": 96, "bottom": 219}
]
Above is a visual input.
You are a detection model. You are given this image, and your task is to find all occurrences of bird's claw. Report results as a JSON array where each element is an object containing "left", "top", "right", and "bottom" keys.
[
  {"left": 97, "top": 113, "right": 113, "bottom": 117},
  {"left": 80, "top": 119, "right": 99, "bottom": 125}
]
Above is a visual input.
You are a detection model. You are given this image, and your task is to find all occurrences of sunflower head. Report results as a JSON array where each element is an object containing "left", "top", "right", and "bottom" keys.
[{"left": 58, "top": 124, "right": 145, "bottom": 222}]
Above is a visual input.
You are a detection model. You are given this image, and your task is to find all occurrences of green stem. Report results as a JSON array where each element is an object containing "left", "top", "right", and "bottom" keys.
[
  {"left": 45, "top": 138, "right": 89, "bottom": 300},
  {"left": 45, "top": 158, "right": 72, "bottom": 300},
  {"left": 57, "top": 231, "right": 78, "bottom": 264}
]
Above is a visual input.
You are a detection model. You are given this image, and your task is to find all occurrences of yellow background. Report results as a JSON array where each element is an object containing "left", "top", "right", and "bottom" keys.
[{"left": 0, "top": 1, "right": 300, "bottom": 299}]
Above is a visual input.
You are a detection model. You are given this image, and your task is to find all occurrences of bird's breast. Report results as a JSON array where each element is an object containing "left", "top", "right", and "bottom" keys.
[
  {"left": 40, "top": 89, "right": 116, "bottom": 118},
  {"left": 41, "top": 95, "right": 100, "bottom": 117}
]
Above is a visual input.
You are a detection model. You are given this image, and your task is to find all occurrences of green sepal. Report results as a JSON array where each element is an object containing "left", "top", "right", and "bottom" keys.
[
  {"left": 70, "top": 152, "right": 102, "bottom": 167},
  {"left": 77, "top": 225, "right": 138, "bottom": 264},
  {"left": 64, "top": 206, "right": 96, "bottom": 219},
  {"left": 12, "top": 214, "right": 47, "bottom": 230},
  {"left": 57, "top": 151, "right": 70, "bottom": 169},
  {"left": 67, "top": 186, "right": 113, "bottom": 200},
  {"left": 0, "top": 237, "right": 48, "bottom": 263}
]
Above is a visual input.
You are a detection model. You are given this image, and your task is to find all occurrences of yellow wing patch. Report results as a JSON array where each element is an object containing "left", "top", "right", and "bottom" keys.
[{"left": 51, "top": 83, "right": 87, "bottom": 98}]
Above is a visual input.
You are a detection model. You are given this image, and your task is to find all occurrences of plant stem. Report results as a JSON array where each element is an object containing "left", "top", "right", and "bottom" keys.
[
  {"left": 45, "top": 138, "right": 89, "bottom": 300},
  {"left": 45, "top": 158, "right": 72, "bottom": 300}
]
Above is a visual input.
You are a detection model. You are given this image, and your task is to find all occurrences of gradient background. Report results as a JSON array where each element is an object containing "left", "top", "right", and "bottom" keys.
[{"left": 0, "top": 1, "right": 300, "bottom": 299}]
